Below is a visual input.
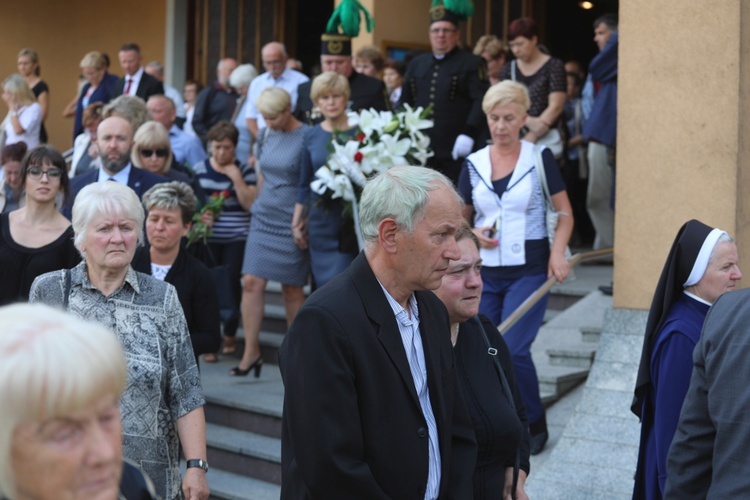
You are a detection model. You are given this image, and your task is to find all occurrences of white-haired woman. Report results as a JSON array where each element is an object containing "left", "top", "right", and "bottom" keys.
[
  {"left": 458, "top": 80, "right": 573, "bottom": 456},
  {"left": 294, "top": 71, "right": 357, "bottom": 288},
  {"left": 229, "top": 63, "right": 258, "bottom": 165},
  {"left": 0, "top": 303, "right": 157, "bottom": 499},
  {"left": 2, "top": 74, "right": 42, "bottom": 149},
  {"left": 133, "top": 181, "right": 221, "bottom": 368},
  {"left": 234, "top": 87, "right": 309, "bottom": 376},
  {"left": 29, "top": 181, "right": 209, "bottom": 500}
]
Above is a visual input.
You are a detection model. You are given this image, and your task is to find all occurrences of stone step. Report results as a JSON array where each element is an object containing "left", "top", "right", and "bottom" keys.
[
  {"left": 220, "top": 331, "right": 284, "bottom": 366},
  {"left": 206, "top": 423, "right": 281, "bottom": 485},
  {"left": 546, "top": 342, "right": 598, "bottom": 369},
  {"left": 208, "top": 465, "right": 281, "bottom": 500},
  {"left": 202, "top": 362, "right": 283, "bottom": 439},
  {"left": 260, "top": 303, "right": 288, "bottom": 335},
  {"left": 259, "top": 331, "right": 285, "bottom": 365},
  {"left": 204, "top": 394, "right": 282, "bottom": 439},
  {"left": 541, "top": 390, "right": 559, "bottom": 407},
  {"left": 543, "top": 309, "right": 561, "bottom": 324},
  {"left": 537, "top": 364, "right": 590, "bottom": 397},
  {"left": 580, "top": 326, "right": 603, "bottom": 343}
]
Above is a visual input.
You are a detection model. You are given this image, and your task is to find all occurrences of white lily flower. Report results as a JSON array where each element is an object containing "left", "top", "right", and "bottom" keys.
[
  {"left": 311, "top": 166, "right": 336, "bottom": 195},
  {"left": 346, "top": 110, "right": 360, "bottom": 129},
  {"left": 357, "top": 109, "right": 390, "bottom": 139},
  {"left": 332, "top": 174, "right": 356, "bottom": 201},
  {"left": 401, "top": 103, "right": 433, "bottom": 132},
  {"left": 380, "top": 133, "right": 410, "bottom": 155},
  {"left": 331, "top": 139, "right": 361, "bottom": 163}
]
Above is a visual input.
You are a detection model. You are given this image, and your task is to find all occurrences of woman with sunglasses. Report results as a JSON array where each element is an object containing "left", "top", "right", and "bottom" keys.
[
  {"left": 132, "top": 121, "right": 204, "bottom": 201},
  {"left": 0, "top": 145, "right": 80, "bottom": 305}
]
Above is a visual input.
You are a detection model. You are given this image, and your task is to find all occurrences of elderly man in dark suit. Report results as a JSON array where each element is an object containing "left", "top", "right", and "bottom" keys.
[
  {"left": 63, "top": 116, "right": 167, "bottom": 219},
  {"left": 113, "top": 43, "right": 164, "bottom": 101},
  {"left": 666, "top": 286, "right": 750, "bottom": 498},
  {"left": 279, "top": 166, "right": 476, "bottom": 499}
]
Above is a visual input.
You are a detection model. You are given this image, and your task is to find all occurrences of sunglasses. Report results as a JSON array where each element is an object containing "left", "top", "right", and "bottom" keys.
[
  {"left": 27, "top": 167, "right": 63, "bottom": 180},
  {"left": 140, "top": 148, "right": 169, "bottom": 158}
]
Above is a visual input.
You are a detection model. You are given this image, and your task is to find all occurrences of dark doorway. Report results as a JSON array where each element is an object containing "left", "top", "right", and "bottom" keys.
[
  {"left": 291, "top": 0, "right": 334, "bottom": 77},
  {"left": 544, "top": 0, "right": 619, "bottom": 69}
]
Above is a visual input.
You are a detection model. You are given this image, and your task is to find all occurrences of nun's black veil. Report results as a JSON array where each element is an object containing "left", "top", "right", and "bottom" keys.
[{"left": 631, "top": 219, "right": 714, "bottom": 417}]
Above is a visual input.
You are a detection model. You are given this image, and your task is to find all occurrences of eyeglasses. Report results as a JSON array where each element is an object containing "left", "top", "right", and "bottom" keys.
[
  {"left": 429, "top": 28, "right": 457, "bottom": 34},
  {"left": 140, "top": 148, "right": 169, "bottom": 158},
  {"left": 27, "top": 167, "right": 63, "bottom": 180}
]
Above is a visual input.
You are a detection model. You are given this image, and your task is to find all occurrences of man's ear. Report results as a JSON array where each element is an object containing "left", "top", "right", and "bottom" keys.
[{"left": 378, "top": 218, "right": 399, "bottom": 254}]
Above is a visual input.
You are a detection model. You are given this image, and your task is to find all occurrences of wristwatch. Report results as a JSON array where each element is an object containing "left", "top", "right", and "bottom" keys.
[{"left": 186, "top": 459, "right": 209, "bottom": 472}]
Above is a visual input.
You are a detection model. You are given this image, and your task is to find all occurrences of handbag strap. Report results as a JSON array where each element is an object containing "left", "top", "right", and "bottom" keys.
[
  {"left": 63, "top": 269, "right": 72, "bottom": 310},
  {"left": 471, "top": 316, "right": 521, "bottom": 499},
  {"left": 534, "top": 145, "right": 554, "bottom": 211}
]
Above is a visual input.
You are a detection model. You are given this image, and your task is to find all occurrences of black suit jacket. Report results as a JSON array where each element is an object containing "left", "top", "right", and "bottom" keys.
[
  {"left": 279, "top": 252, "right": 476, "bottom": 499},
  {"left": 113, "top": 71, "right": 164, "bottom": 101},
  {"left": 295, "top": 72, "right": 390, "bottom": 125},
  {"left": 63, "top": 167, "right": 169, "bottom": 219}
]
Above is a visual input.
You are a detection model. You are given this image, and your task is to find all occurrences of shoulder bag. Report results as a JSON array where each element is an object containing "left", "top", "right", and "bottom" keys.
[{"left": 472, "top": 315, "right": 521, "bottom": 500}]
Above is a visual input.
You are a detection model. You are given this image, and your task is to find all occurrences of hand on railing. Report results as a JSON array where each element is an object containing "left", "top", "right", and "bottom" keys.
[{"left": 498, "top": 248, "right": 614, "bottom": 335}]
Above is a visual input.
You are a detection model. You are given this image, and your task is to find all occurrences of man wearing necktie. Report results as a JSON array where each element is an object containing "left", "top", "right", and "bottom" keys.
[
  {"left": 114, "top": 43, "right": 164, "bottom": 101},
  {"left": 63, "top": 116, "right": 167, "bottom": 219},
  {"left": 280, "top": 166, "right": 477, "bottom": 499}
]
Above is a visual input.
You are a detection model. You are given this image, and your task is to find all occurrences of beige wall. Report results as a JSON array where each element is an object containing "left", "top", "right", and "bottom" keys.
[
  {"left": 615, "top": 0, "right": 749, "bottom": 309},
  {"left": 0, "top": 0, "right": 166, "bottom": 150},
  {"left": 350, "top": 0, "right": 431, "bottom": 56}
]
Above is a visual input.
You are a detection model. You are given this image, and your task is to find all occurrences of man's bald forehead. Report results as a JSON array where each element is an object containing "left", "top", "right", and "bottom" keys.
[
  {"left": 262, "top": 42, "right": 287, "bottom": 57},
  {"left": 148, "top": 95, "right": 175, "bottom": 111},
  {"left": 98, "top": 116, "right": 133, "bottom": 139}
]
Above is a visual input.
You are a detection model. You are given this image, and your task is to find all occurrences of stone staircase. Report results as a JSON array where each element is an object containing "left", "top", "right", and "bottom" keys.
[{"left": 201, "top": 273, "right": 613, "bottom": 499}]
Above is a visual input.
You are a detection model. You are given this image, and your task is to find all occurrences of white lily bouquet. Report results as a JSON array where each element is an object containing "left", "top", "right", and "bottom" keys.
[{"left": 310, "top": 104, "right": 434, "bottom": 208}]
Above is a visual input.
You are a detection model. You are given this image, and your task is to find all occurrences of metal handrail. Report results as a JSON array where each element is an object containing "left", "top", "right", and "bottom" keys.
[{"left": 496, "top": 248, "right": 614, "bottom": 335}]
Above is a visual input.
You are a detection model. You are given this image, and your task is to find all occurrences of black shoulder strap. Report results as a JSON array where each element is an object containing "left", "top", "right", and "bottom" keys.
[
  {"left": 63, "top": 269, "right": 72, "bottom": 310},
  {"left": 471, "top": 315, "right": 521, "bottom": 499}
]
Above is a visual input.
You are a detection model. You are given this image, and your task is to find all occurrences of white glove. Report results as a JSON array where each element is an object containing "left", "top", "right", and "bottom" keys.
[{"left": 451, "top": 134, "right": 474, "bottom": 160}]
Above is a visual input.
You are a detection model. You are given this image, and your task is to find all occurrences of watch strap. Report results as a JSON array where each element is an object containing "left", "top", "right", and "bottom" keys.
[{"left": 186, "top": 458, "right": 209, "bottom": 472}]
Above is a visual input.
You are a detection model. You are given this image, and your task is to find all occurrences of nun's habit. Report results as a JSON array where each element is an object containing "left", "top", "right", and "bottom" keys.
[{"left": 631, "top": 220, "right": 727, "bottom": 500}]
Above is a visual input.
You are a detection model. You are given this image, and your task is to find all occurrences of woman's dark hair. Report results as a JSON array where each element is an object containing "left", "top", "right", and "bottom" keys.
[
  {"left": 455, "top": 222, "right": 480, "bottom": 250},
  {"left": 207, "top": 121, "right": 239, "bottom": 146},
  {"left": 383, "top": 59, "right": 406, "bottom": 77},
  {"left": 184, "top": 79, "right": 202, "bottom": 92},
  {"left": 20, "top": 145, "right": 70, "bottom": 200},
  {"left": 355, "top": 46, "right": 385, "bottom": 71},
  {"left": 82, "top": 102, "right": 105, "bottom": 129},
  {"left": 508, "top": 18, "right": 539, "bottom": 41},
  {"left": 1, "top": 142, "right": 27, "bottom": 164}
]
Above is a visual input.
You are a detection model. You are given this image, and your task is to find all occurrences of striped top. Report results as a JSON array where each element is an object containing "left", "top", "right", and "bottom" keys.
[
  {"left": 194, "top": 158, "right": 256, "bottom": 243},
  {"left": 379, "top": 283, "right": 441, "bottom": 500}
]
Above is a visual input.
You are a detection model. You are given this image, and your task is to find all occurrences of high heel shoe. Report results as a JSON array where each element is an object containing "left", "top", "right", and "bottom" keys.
[{"left": 229, "top": 356, "right": 263, "bottom": 378}]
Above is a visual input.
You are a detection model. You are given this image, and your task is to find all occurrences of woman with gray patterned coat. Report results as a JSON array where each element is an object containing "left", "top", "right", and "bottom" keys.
[{"left": 29, "top": 181, "right": 209, "bottom": 500}]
